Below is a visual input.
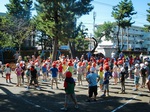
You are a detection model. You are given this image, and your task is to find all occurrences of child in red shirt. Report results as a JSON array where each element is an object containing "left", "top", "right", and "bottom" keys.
[{"left": 58, "top": 62, "right": 63, "bottom": 81}]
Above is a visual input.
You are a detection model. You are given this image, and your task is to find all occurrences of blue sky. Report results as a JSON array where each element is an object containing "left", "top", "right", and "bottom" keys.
[{"left": 0, "top": 0, "right": 149, "bottom": 35}]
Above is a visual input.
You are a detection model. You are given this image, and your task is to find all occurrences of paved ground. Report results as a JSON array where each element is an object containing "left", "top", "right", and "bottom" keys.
[{"left": 0, "top": 72, "right": 150, "bottom": 112}]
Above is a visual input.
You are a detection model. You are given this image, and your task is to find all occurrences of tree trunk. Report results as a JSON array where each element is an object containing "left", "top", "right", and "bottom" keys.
[
  {"left": 91, "top": 37, "right": 98, "bottom": 54},
  {"left": 52, "top": 36, "right": 58, "bottom": 61},
  {"left": 116, "top": 26, "right": 121, "bottom": 53},
  {"left": 19, "top": 44, "right": 21, "bottom": 55},
  {"left": 69, "top": 41, "right": 76, "bottom": 59}
]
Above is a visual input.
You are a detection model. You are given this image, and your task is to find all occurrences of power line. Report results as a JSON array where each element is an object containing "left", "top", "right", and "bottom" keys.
[
  {"left": 93, "top": 0, "right": 148, "bottom": 18},
  {"left": 93, "top": 1, "right": 113, "bottom": 7}
]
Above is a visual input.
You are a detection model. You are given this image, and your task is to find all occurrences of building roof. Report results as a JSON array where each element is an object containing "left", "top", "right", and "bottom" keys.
[{"left": 0, "top": 12, "right": 6, "bottom": 16}]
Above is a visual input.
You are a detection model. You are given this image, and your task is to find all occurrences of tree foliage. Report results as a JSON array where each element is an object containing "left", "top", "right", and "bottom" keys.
[
  {"left": 4, "top": 0, "right": 34, "bottom": 52},
  {"left": 145, "top": 3, "right": 150, "bottom": 31},
  {"left": 34, "top": 0, "right": 93, "bottom": 60},
  {"left": 95, "top": 21, "right": 115, "bottom": 42},
  {"left": 111, "top": 0, "right": 137, "bottom": 52},
  {"left": 0, "top": 16, "right": 15, "bottom": 47}
]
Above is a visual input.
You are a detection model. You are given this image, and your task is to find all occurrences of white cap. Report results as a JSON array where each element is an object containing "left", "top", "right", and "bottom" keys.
[
  {"left": 121, "top": 67, "right": 125, "bottom": 72},
  {"left": 145, "top": 62, "right": 148, "bottom": 65},
  {"left": 35, "top": 62, "right": 38, "bottom": 66},
  {"left": 90, "top": 67, "right": 95, "bottom": 72},
  {"left": 16, "top": 63, "right": 20, "bottom": 67},
  {"left": 140, "top": 63, "right": 145, "bottom": 68},
  {"left": 27, "top": 65, "right": 31, "bottom": 69},
  {"left": 135, "top": 63, "right": 139, "bottom": 67},
  {"left": 0, "top": 61, "right": 2, "bottom": 65}
]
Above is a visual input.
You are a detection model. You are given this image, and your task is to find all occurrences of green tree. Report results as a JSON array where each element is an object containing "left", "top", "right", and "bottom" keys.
[
  {"left": 145, "top": 3, "right": 150, "bottom": 30},
  {"left": 5, "top": 0, "right": 33, "bottom": 52},
  {"left": 34, "top": 0, "right": 93, "bottom": 61},
  {"left": 73, "top": 26, "right": 89, "bottom": 52},
  {"left": 111, "top": 0, "right": 137, "bottom": 53},
  {"left": 94, "top": 21, "right": 115, "bottom": 52},
  {"left": 0, "top": 16, "right": 14, "bottom": 47}
]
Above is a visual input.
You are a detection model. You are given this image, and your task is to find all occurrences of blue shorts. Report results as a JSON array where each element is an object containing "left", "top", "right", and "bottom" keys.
[
  {"left": 134, "top": 76, "right": 140, "bottom": 84},
  {"left": 99, "top": 79, "right": 103, "bottom": 85}
]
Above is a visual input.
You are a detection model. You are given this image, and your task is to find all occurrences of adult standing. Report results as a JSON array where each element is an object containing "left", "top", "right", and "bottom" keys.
[
  {"left": 87, "top": 51, "right": 92, "bottom": 62},
  {"left": 13, "top": 51, "right": 19, "bottom": 63},
  {"left": 86, "top": 67, "right": 100, "bottom": 102}
]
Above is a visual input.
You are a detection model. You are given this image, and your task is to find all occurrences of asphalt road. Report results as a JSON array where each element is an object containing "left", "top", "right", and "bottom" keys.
[{"left": 0, "top": 72, "right": 150, "bottom": 112}]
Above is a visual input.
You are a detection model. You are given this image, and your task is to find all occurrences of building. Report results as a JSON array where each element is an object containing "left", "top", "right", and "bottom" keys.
[
  {"left": 95, "top": 25, "right": 150, "bottom": 57},
  {"left": 0, "top": 12, "right": 6, "bottom": 16}
]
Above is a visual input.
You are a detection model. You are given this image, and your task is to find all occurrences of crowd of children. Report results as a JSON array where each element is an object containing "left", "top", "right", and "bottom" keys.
[{"left": 0, "top": 52, "right": 150, "bottom": 110}]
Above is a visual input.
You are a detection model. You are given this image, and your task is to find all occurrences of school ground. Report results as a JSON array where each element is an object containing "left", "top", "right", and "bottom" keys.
[{"left": 0, "top": 72, "right": 150, "bottom": 112}]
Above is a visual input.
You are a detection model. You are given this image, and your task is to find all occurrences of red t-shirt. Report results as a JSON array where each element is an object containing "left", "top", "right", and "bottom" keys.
[{"left": 58, "top": 65, "right": 63, "bottom": 72}]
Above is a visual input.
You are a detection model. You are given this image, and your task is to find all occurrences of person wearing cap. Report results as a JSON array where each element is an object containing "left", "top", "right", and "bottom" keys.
[
  {"left": 77, "top": 62, "right": 83, "bottom": 86},
  {"left": 58, "top": 62, "right": 63, "bottom": 81},
  {"left": 133, "top": 64, "right": 140, "bottom": 91},
  {"left": 15, "top": 63, "right": 23, "bottom": 86},
  {"left": 20, "top": 62, "right": 26, "bottom": 84},
  {"left": 4, "top": 63, "right": 11, "bottom": 83},
  {"left": 98, "top": 66, "right": 104, "bottom": 91},
  {"left": 101, "top": 65, "right": 112, "bottom": 97},
  {"left": 41, "top": 63, "right": 47, "bottom": 82},
  {"left": 60, "top": 71, "right": 78, "bottom": 111},
  {"left": 50, "top": 63, "right": 58, "bottom": 89},
  {"left": 25, "top": 65, "right": 31, "bottom": 85},
  {"left": 27, "top": 65, "right": 40, "bottom": 90},
  {"left": 140, "top": 63, "right": 147, "bottom": 88},
  {"left": 119, "top": 67, "right": 126, "bottom": 94},
  {"left": 112, "top": 61, "right": 119, "bottom": 85},
  {"left": 86, "top": 67, "right": 100, "bottom": 102}
]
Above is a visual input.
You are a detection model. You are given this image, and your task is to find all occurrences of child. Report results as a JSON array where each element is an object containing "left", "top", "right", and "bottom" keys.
[
  {"left": 20, "top": 62, "right": 26, "bottom": 84},
  {"left": 140, "top": 63, "right": 147, "bottom": 88},
  {"left": 98, "top": 66, "right": 104, "bottom": 91},
  {"left": 50, "top": 63, "right": 59, "bottom": 89},
  {"left": 58, "top": 62, "right": 63, "bottom": 81},
  {"left": 86, "top": 62, "right": 91, "bottom": 77},
  {"left": 119, "top": 67, "right": 126, "bottom": 94},
  {"left": 112, "top": 62, "right": 118, "bottom": 85},
  {"left": 27, "top": 65, "right": 40, "bottom": 90},
  {"left": 15, "top": 63, "right": 22, "bottom": 86},
  {"left": 41, "top": 63, "right": 47, "bottom": 82},
  {"left": 4, "top": 63, "right": 11, "bottom": 83},
  {"left": 133, "top": 64, "right": 140, "bottom": 91},
  {"left": 60, "top": 71, "right": 78, "bottom": 111},
  {"left": 66, "top": 61, "right": 74, "bottom": 75},
  {"left": 77, "top": 62, "right": 83, "bottom": 86},
  {"left": 25, "top": 65, "right": 31, "bottom": 85},
  {"left": 101, "top": 65, "right": 112, "bottom": 97},
  {"left": 35, "top": 62, "right": 41, "bottom": 81}
]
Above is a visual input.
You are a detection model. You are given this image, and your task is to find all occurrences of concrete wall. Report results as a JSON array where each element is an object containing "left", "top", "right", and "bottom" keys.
[{"left": 96, "top": 47, "right": 117, "bottom": 58}]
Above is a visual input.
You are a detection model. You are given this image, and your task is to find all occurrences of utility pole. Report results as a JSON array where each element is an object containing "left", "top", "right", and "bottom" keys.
[{"left": 93, "top": 11, "right": 96, "bottom": 36}]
